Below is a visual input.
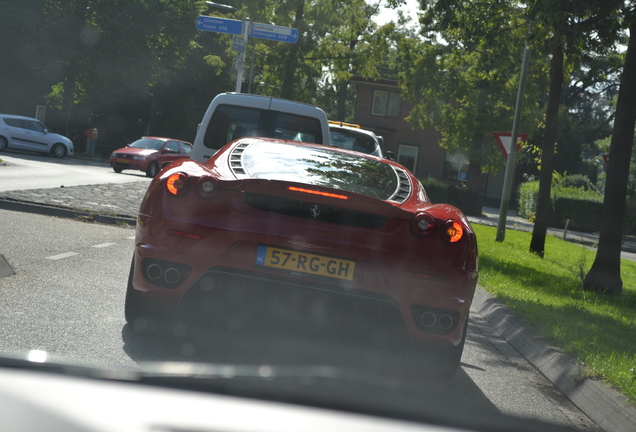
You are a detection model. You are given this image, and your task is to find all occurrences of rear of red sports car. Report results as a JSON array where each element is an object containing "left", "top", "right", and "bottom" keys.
[{"left": 126, "top": 138, "right": 478, "bottom": 377}]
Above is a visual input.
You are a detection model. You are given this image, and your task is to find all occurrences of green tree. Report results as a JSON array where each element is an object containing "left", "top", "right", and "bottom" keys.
[
  {"left": 238, "top": 0, "right": 407, "bottom": 114},
  {"left": 0, "top": 0, "right": 50, "bottom": 115},
  {"left": 313, "top": 0, "right": 402, "bottom": 121},
  {"left": 240, "top": 0, "right": 325, "bottom": 102},
  {"left": 584, "top": 6, "right": 636, "bottom": 295},
  {"left": 527, "top": 0, "right": 623, "bottom": 257},
  {"left": 401, "top": 0, "right": 539, "bottom": 194}
]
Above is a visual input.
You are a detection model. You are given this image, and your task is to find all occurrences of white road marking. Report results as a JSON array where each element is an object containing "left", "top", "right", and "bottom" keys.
[
  {"left": 92, "top": 242, "right": 116, "bottom": 248},
  {"left": 46, "top": 252, "right": 79, "bottom": 260}
]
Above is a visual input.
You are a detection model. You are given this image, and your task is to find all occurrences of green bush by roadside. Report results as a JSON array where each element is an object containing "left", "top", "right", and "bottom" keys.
[
  {"left": 473, "top": 223, "right": 636, "bottom": 405},
  {"left": 517, "top": 175, "right": 604, "bottom": 233},
  {"left": 420, "top": 177, "right": 482, "bottom": 216}
]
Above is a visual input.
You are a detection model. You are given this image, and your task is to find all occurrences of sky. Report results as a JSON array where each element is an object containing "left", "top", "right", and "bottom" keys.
[{"left": 373, "top": 0, "right": 421, "bottom": 26}]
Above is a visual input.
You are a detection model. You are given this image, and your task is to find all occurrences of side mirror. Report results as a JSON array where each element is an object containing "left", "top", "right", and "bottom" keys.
[{"left": 385, "top": 151, "right": 396, "bottom": 161}]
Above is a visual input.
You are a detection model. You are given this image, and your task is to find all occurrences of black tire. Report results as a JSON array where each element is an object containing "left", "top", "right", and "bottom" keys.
[
  {"left": 50, "top": 143, "right": 67, "bottom": 158},
  {"left": 146, "top": 161, "right": 159, "bottom": 178},
  {"left": 0, "top": 136, "right": 7, "bottom": 151},
  {"left": 124, "top": 258, "right": 146, "bottom": 324},
  {"left": 432, "top": 317, "right": 469, "bottom": 380},
  {"left": 124, "top": 257, "right": 175, "bottom": 331},
  {"left": 113, "top": 167, "right": 123, "bottom": 173},
  {"left": 410, "top": 317, "right": 468, "bottom": 381}
]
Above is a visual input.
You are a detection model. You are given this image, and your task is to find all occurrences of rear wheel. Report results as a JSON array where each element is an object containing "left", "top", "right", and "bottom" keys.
[
  {"left": 434, "top": 322, "right": 468, "bottom": 380},
  {"left": 411, "top": 317, "right": 468, "bottom": 381},
  {"left": 146, "top": 161, "right": 159, "bottom": 177},
  {"left": 125, "top": 258, "right": 175, "bottom": 331},
  {"left": 113, "top": 167, "right": 123, "bottom": 173},
  {"left": 0, "top": 136, "right": 7, "bottom": 151},
  {"left": 124, "top": 258, "right": 146, "bottom": 324},
  {"left": 51, "top": 143, "right": 67, "bottom": 158}
]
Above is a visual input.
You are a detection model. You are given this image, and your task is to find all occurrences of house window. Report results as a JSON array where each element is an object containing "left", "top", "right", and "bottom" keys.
[
  {"left": 443, "top": 153, "right": 469, "bottom": 181},
  {"left": 372, "top": 90, "right": 401, "bottom": 117},
  {"left": 397, "top": 144, "right": 419, "bottom": 174}
]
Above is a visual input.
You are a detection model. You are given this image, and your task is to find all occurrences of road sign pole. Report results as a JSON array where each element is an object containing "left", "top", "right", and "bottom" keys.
[
  {"left": 235, "top": 18, "right": 250, "bottom": 93},
  {"left": 496, "top": 41, "right": 531, "bottom": 242}
]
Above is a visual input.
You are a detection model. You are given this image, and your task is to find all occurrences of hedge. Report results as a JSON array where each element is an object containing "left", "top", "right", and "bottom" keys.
[
  {"left": 517, "top": 180, "right": 604, "bottom": 233},
  {"left": 420, "top": 177, "right": 482, "bottom": 216}
]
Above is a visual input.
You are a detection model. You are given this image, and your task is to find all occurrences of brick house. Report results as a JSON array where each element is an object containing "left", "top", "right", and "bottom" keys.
[{"left": 350, "top": 76, "right": 504, "bottom": 206}]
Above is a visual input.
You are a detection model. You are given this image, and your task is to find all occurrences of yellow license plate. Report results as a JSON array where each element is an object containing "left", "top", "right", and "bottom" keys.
[
  {"left": 256, "top": 246, "right": 355, "bottom": 281},
  {"left": 117, "top": 158, "right": 130, "bottom": 164}
]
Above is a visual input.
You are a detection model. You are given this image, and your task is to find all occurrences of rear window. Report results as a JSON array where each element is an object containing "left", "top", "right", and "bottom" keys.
[
  {"left": 240, "top": 141, "right": 398, "bottom": 200},
  {"left": 3, "top": 118, "right": 22, "bottom": 128},
  {"left": 204, "top": 104, "right": 322, "bottom": 149},
  {"left": 329, "top": 129, "right": 378, "bottom": 154}
]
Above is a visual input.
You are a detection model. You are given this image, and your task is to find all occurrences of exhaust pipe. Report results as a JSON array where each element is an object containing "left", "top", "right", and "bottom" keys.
[
  {"left": 164, "top": 268, "right": 180, "bottom": 285},
  {"left": 420, "top": 311, "right": 437, "bottom": 328},
  {"left": 146, "top": 263, "right": 163, "bottom": 281},
  {"left": 438, "top": 314, "right": 454, "bottom": 331}
]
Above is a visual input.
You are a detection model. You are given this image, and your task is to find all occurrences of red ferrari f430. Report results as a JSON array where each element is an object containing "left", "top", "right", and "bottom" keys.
[{"left": 126, "top": 138, "right": 478, "bottom": 379}]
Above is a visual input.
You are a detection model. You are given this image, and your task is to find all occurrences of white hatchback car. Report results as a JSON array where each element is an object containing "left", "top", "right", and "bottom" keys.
[{"left": 0, "top": 114, "right": 74, "bottom": 158}]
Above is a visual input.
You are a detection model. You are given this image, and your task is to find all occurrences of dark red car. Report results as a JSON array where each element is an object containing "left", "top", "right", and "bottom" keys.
[
  {"left": 125, "top": 138, "right": 478, "bottom": 378},
  {"left": 109, "top": 136, "right": 193, "bottom": 177}
]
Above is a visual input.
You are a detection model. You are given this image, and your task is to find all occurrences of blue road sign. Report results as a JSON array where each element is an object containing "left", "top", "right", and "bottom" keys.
[
  {"left": 250, "top": 22, "right": 298, "bottom": 43},
  {"left": 232, "top": 35, "right": 246, "bottom": 53},
  {"left": 196, "top": 16, "right": 243, "bottom": 35}
]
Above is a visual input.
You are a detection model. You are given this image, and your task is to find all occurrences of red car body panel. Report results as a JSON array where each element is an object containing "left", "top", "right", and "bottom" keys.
[{"left": 130, "top": 138, "right": 478, "bottom": 354}]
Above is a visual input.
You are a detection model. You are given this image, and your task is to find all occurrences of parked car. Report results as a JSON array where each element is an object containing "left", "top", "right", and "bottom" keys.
[
  {"left": 0, "top": 114, "right": 74, "bottom": 158},
  {"left": 125, "top": 137, "right": 478, "bottom": 380},
  {"left": 109, "top": 136, "right": 193, "bottom": 177},
  {"left": 328, "top": 121, "right": 384, "bottom": 157}
]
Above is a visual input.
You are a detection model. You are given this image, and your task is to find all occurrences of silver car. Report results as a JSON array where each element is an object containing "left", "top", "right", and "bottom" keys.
[{"left": 0, "top": 114, "right": 74, "bottom": 158}]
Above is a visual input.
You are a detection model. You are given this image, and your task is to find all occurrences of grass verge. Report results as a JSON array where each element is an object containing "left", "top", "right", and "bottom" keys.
[{"left": 473, "top": 224, "right": 636, "bottom": 405}]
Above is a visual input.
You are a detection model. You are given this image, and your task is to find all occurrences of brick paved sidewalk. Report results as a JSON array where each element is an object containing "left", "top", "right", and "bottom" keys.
[{"left": 0, "top": 182, "right": 148, "bottom": 219}]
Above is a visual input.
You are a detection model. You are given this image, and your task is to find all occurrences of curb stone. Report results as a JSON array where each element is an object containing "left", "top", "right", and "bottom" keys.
[
  {"left": 0, "top": 197, "right": 137, "bottom": 226},
  {"left": 473, "top": 287, "right": 636, "bottom": 432}
]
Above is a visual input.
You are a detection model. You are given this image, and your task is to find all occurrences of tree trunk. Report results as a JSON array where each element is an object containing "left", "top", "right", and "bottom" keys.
[
  {"left": 62, "top": 75, "right": 77, "bottom": 136},
  {"left": 280, "top": 1, "right": 305, "bottom": 100},
  {"left": 583, "top": 13, "right": 636, "bottom": 295},
  {"left": 466, "top": 142, "right": 483, "bottom": 194},
  {"left": 335, "top": 39, "right": 359, "bottom": 121},
  {"left": 529, "top": 37, "right": 564, "bottom": 257},
  {"left": 335, "top": 80, "right": 348, "bottom": 121}
]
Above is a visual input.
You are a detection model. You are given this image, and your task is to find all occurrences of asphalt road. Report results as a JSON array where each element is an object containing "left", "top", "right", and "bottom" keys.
[{"left": 0, "top": 209, "right": 600, "bottom": 431}]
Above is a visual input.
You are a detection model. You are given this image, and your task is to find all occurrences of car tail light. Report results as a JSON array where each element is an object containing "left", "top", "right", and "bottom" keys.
[
  {"left": 168, "top": 229, "right": 202, "bottom": 240},
  {"left": 412, "top": 212, "right": 436, "bottom": 236},
  {"left": 166, "top": 173, "right": 190, "bottom": 196},
  {"left": 287, "top": 186, "right": 350, "bottom": 200},
  {"left": 442, "top": 220, "right": 464, "bottom": 243},
  {"left": 196, "top": 176, "right": 219, "bottom": 199}
]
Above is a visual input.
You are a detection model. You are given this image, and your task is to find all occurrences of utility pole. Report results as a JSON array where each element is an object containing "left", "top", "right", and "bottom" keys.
[{"left": 496, "top": 41, "right": 531, "bottom": 242}]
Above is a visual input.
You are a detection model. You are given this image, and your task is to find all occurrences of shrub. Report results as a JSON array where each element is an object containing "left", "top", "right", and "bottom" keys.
[
  {"left": 518, "top": 180, "right": 539, "bottom": 221},
  {"left": 420, "top": 177, "right": 482, "bottom": 216},
  {"left": 557, "top": 174, "right": 600, "bottom": 193},
  {"left": 517, "top": 174, "right": 604, "bottom": 233}
]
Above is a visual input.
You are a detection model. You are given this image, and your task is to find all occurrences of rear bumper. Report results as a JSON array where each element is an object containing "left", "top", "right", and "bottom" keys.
[{"left": 131, "top": 226, "right": 477, "bottom": 350}]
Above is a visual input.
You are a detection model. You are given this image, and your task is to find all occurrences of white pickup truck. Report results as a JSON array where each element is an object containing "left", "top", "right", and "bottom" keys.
[{"left": 190, "top": 93, "right": 330, "bottom": 162}]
